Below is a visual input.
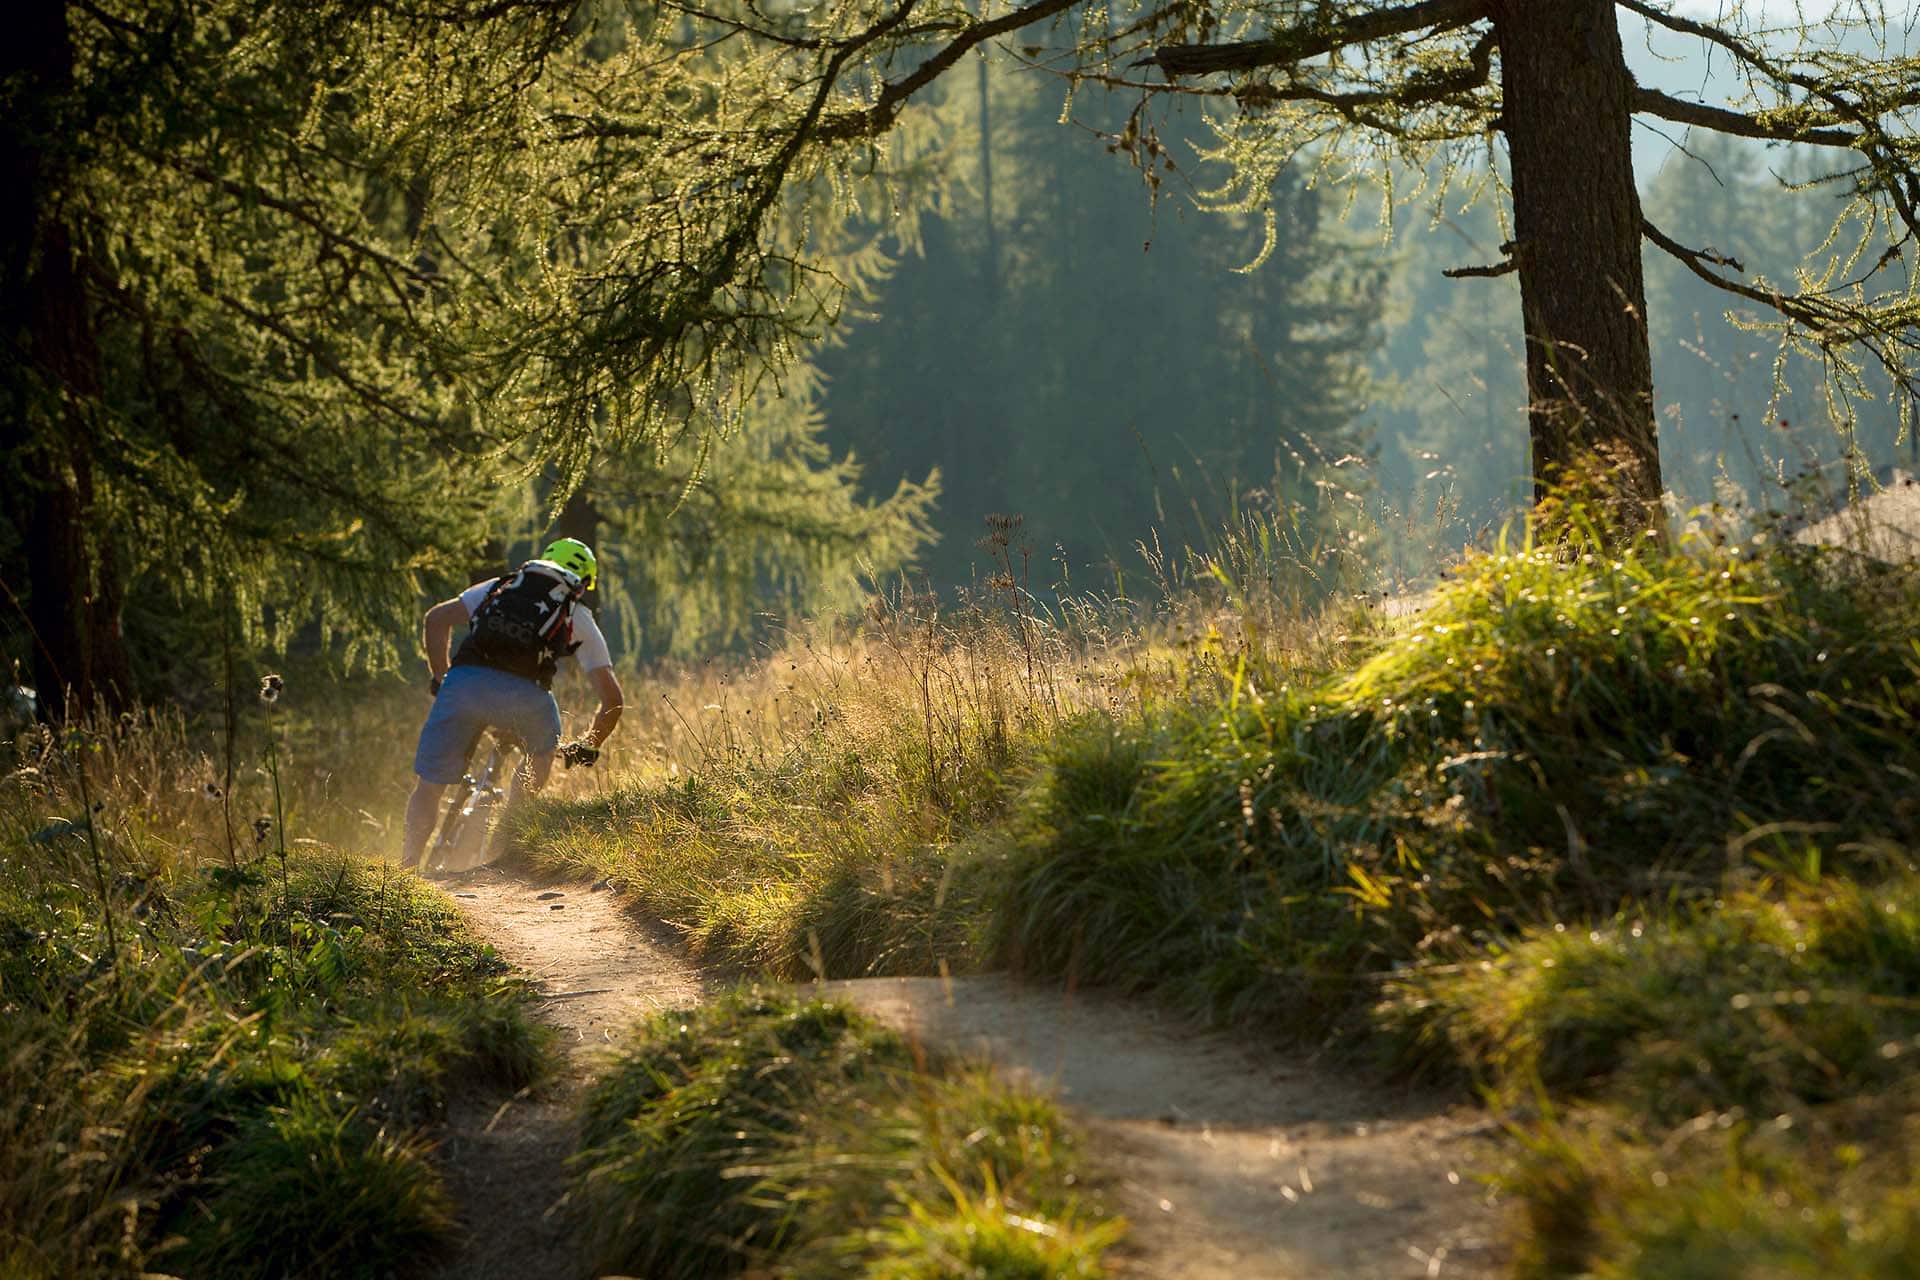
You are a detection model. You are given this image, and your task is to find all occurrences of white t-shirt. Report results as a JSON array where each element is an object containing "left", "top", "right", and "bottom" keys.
[{"left": 458, "top": 577, "right": 613, "bottom": 674}]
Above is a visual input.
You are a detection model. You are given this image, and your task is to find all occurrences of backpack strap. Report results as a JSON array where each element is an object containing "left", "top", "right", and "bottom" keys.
[{"left": 474, "top": 573, "right": 511, "bottom": 614}]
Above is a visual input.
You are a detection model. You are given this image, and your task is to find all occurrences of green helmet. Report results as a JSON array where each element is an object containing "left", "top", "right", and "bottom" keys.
[{"left": 541, "top": 537, "right": 598, "bottom": 590}]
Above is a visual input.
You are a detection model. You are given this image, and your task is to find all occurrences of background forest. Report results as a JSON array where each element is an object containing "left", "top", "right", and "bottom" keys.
[
  {"left": 3, "top": 3, "right": 1912, "bottom": 695},
  {"left": 820, "top": 54, "right": 1918, "bottom": 599}
]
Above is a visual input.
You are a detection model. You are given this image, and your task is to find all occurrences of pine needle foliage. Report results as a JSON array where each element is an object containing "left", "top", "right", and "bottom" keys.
[
  {"left": 589, "top": 366, "right": 941, "bottom": 658},
  {"left": 6, "top": 0, "right": 952, "bottom": 693}
]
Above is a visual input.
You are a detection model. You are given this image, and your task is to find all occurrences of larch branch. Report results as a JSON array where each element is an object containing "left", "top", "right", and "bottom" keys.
[
  {"left": 1632, "top": 86, "right": 1858, "bottom": 149},
  {"left": 1617, "top": 0, "right": 1919, "bottom": 204},
  {"left": 1642, "top": 220, "right": 1758, "bottom": 287},
  {"left": 817, "top": 0, "right": 1082, "bottom": 140},
  {"left": 1132, "top": 0, "right": 1489, "bottom": 78},
  {"left": 1614, "top": 0, "right": 1780, "bottom": 73}
]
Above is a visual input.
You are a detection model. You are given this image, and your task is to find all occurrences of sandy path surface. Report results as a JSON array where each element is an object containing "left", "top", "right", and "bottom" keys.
[
  {"left": 434, "top": 866, "right": 1503, "bottom": 1279},
  {"left": 428, "top": 863, "right": 710, "bottom": 1280},
  {"left": 825, "top": 976, "right": 1503, "bottom": 1279}
]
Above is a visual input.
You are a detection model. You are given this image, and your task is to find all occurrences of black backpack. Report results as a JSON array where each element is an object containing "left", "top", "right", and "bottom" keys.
[{"left": 450, "top": 561, "right": 583, "bottom": 688}]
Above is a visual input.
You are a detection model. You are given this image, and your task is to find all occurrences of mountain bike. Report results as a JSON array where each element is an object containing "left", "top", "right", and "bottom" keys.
[
  {"left": 426, "top": 733, "right": 600, "bottom": 874},
  {"left": 425, "top": 730, "right": 520, "bottom": 874}
]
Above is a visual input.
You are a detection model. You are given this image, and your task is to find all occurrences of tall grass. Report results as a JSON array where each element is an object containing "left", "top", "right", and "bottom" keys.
[
  {"left": 514, "top": 526, "right": 1387, "bottom": 980},
  {"left": 519, "top": 590, "right": 1097, "bottom": 977},
  {"left": 0, "top": 689, "right": 550, "bottom": 1277}
]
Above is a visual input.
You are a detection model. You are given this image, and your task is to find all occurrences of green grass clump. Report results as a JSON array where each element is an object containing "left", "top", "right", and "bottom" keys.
[
  {"left": 1380, "top": 877, "right": 1920, "bottom": 1113},
  {"left": 180, "top": 1092, "right": 454, "bottom": 1280},
  {"left": 1377, "top": 873, "right": 1920, "bottom": 1274},
  {"left": 1584, "top": 1156, "right": 1920, "bottom": 1279},
  {"left": 1496, "top": 1106, "right": 1920, "bottom": 1279},
  {"left": 862, "top": 1168, "right": 1123, "bottom": 1279},
  {"left": 575, "top": 990, "right": 910, "bottom": 1272},
  {"left": 996, "top": 535, "right": 1920, "bottom": 1027},
  {"left": 572, "top": 987, "right": 1122, "bottom": 1278}
]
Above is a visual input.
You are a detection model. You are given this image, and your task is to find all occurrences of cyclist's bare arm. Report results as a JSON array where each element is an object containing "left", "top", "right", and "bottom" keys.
[
  {"left": 584, "top": 666, "right": 624, "bottom": 747},
  {"left": 422, "top": 598, "right": 468, "bottom": 683}
]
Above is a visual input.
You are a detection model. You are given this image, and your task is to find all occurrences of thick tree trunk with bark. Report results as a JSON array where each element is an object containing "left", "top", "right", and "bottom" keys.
[
  {"left": 2, "top": 0, "right": 135, "bottom": 713},
  {"left": 1493, "top": 0, "right": 1662, "bottom": 518}
]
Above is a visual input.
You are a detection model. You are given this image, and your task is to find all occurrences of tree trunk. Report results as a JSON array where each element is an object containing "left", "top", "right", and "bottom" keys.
[
  {"left": 1493, "top": 0, "right": 1662, "bottom": 522},
  {"left": 2, "top": 0, "right": 135, "bottom": 713},
  {"left": 22, "top": 435, "right": 134, "bottom": 716},
  {"left": 978, "top": 51, "right": 998, "bottom": 303},
  {"left": 550, "top": 485, "right": 603, "bottom": 562}
]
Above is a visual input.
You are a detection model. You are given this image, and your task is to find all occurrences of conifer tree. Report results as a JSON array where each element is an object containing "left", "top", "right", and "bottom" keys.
[
  {"left": 0, "top": 0, "right": 935, "bottom": 705},
  {"left": 580, "top": 366, "right": 939, "bottom": 656},
  {"left": 2, "top": 1, "right": 582, "bottom": 706},
  {"left": 13, "top": 0, "right": 1914, "bottom": 712}
]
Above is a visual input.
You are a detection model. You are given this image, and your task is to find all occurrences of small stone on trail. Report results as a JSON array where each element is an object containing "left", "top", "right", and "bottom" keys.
[
  {"left": 455, "top": 893, "right": 478, "bottom": 899},
  {"left": 549, "top": 903, "right": 565, "bottom": 910},
  {"left": 590, "top": 878, "right": 612, "bottom": 892},
  {"left": 537, "top": 891, "right": 565, "bottom": 900}
]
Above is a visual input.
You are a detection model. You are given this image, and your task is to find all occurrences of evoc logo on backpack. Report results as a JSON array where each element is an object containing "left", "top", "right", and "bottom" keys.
[{"left": 453, "top": 560, "right": 584, "bottom": 688}]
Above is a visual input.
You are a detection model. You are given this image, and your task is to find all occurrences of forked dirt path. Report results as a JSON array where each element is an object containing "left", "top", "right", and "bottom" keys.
[
  {"left": 433, "top": 865, "right": 1504, "bottom": 1279},
  {"left": 428, "top": 863, "right": 710, "bottom": 1280}
]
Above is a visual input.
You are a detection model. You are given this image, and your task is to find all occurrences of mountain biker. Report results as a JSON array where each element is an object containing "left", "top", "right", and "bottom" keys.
[{"left": 399, "top": 538, "right": 624, "bottom": 870}]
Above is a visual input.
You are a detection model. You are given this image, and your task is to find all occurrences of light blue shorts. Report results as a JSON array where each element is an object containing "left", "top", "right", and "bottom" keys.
[{"left": 412, "top": 666, "right": 563, "bottom": 784}]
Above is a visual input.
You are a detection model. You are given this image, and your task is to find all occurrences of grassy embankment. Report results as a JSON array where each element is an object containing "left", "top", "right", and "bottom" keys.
[
  {"left": 524, "top": 505, "right": 1920, "bottom": 1275},
  {"left": 0, "top": 686, "right": 549, "bottom": 1279},
  {"left": 574, "top": 988, "right": 1118, "bottom": 1278}
]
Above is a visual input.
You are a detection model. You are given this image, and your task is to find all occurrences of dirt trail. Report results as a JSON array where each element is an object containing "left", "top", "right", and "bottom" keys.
[
  {"left": 434, "top": 867, "right": 1502, "bottom": 1279},
  {"left": 825, "top": 976, "right": 1501, "bottom": 1279},
  {"left": 428, "top": 864, "right": 709, "bottom": 1280}
]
